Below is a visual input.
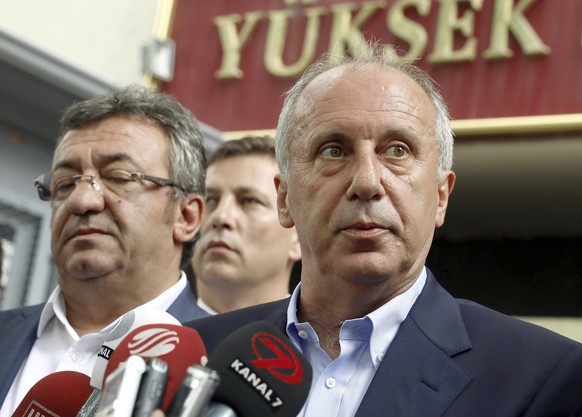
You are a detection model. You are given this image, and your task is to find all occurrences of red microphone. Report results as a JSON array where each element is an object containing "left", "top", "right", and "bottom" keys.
[
  {"left": 102, "top": 323, "right": 208, "bottom": 411},
  {"left": 11, "top": 371, "right": 93, "bottom": 417},
  {"left": 76, "top": 308, "right": 182, "bottom": 417},
  {"left": 92, "top": 307, "right": 181, "bottom": 389}
]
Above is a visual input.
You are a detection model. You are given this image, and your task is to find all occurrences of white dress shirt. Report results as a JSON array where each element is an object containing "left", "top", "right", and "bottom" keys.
[
  {"left": 0, "top": 273, "right": 188, "bottom": 417},
  {"left": 286, "top": 268, "right": 427, "bottom": 417}
]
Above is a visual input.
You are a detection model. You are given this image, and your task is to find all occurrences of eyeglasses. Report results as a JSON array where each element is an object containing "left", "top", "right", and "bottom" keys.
[{"left": 34, "top": 171, "right": 184, "bottom": 202}]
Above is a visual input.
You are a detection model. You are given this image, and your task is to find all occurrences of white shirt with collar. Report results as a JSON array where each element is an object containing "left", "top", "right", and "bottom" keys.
[
  {"left": 286, "top": 268, "right": 427, "bottom": 417},
  {"left": 0, "top": 273, "right": 188, "bottom": 417}
]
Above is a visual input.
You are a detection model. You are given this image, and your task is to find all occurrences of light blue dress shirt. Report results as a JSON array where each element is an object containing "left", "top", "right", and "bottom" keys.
[{"left": 286, "top": 268, "right": 427, "bottom": 417}]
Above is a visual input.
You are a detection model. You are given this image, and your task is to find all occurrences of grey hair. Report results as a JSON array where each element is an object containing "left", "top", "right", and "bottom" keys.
[
  {"left": 57, "top": 84, "right": 206, "bottom": 266},
  {"left": 275, "top": 47, "right": 454, "bottom": 179},
  {"left": 58, "top": 84, "right": 206, "bottom": 199}
]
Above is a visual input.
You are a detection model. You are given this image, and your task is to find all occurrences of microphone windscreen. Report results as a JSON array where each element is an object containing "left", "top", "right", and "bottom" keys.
[
  {"left": 103, "top": 323, "right": 207, "bottom": 411},
  {"left": 206, "top": 321, "right": 312, "bottom": 417},
  {"left": 11, "top": 371, "right": 93, "bottom": 417},
  {"left": 91, "top": 307, "right": 180, "bottom": 389}
]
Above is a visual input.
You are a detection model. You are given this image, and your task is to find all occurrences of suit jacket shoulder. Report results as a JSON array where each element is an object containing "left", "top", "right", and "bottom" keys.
[
  {"left": 184, "top": 298, "right": 289, "bottom": 353},
  {"left": 0, "top": 304, "right": 44, "bottom": 405},
  {"left": 358, "top": 272, "right": 582, "bottom": 417},
  {"left": 166, "top": 282, "right": 210, "bottom": 323}
]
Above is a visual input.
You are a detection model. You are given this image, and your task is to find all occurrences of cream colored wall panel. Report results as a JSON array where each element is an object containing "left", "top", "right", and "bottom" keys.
[{"left": 0, "top": 0, "right": 158, "bottom": 86}]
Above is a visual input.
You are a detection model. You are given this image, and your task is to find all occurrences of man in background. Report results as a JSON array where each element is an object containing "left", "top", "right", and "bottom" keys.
[
  {"left": 0, "top": 85, "right": 210, "bottom": 415},
  {"left": 192, "top": 136, "right": 301, "bottom": 314}
]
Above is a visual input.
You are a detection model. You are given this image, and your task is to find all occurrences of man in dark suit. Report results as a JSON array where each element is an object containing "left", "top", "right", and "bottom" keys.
[
  {"left": 0, "top": 85, "right": 209, "bottom": 415},
  {"left": 185, "top": 47, "right": 582, "bottom": 416}
]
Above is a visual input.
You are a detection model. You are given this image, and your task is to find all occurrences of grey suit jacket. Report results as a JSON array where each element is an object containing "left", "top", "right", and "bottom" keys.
[
  {"left": 185, "top": 271, "right": 582, "bottom": 417},
  {"left": 0, "top": 282, "right": 208, "bottom": 405}
]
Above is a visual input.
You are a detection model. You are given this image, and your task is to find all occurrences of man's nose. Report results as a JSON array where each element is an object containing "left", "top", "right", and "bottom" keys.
[
  {"left": 210, "top": 197, "right": 237, "bottom": 230},
  {"left": 63, "top": 176, "right": 105, "bottom": 214},
  {"left": 346, "top": 153, "right": 386, "bottom": 201}
]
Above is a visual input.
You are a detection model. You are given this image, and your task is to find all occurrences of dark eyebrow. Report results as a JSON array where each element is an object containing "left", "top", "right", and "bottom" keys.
[
  {"left": 52, "top": 153, "right": 136, "bottom": 173},
  {"left": 206, "top": 186, "right": 268, "bottom": 196},
  {"left": 236, "top": 186, "right": 266, "bottom": 194},
  {"left": 380, "top": 128, "right": 423, "bottom": 142},
  {"left": 52, "top": 160, "right": 76, "bottom": 172},
  {"left": 98, "top": 153, "right": 135, "bottom": 166},
  {"left": 205, "top": 187, "right": 221, "bottom": 195}
]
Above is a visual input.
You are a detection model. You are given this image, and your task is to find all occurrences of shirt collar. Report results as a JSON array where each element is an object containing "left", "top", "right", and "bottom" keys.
[
  {"left": 38, "top": 286, "right": 71, "bottom": 338},
  {"left": 37, "top": 272, "right": 188, "bottom": 338},
  {"left": 197, "top": 297, "right": 218, "bottom": 315},
  {"left": 286, "top": 268, "right": 427, "bottom": 366}
]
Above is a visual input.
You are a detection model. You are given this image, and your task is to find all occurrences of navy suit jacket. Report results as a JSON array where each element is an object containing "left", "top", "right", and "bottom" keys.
[
  {"left": 185, "top": 272, "right": 582, "bottom": 417},
  {"left": 0, "top": 283, "right": 208, "bottom": 406}
]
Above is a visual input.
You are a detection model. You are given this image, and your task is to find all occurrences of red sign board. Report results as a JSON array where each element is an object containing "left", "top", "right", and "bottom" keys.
[{"left": 163, "top": 0, "right": 582, "bottom": 133}]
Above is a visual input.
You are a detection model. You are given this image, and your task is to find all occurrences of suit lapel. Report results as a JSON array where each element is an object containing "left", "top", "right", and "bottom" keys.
[
  {"left": 355, "top": 273, "right": 473, "bottom": 417},
  {"left": 0, "top": 305, "right": 42, "bottom": 405}
]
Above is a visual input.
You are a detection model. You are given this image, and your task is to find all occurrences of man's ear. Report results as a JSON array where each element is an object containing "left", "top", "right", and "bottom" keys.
[
  {"left": 174, "top": 193, "right": 205, "bottom": 243},
  {"left": 275, "top": 174, "right": 294, "bottom": 228},
  {"left": 435, "top": 170, "right": 455, "bottom": 228}
]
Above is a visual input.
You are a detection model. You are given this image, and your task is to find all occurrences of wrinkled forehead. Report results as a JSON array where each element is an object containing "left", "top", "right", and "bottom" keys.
[
  {"left": 293, "top": 64, "right": 435, "bottom": 139},
  {"left": 52, "top": 116, "right": 170, "bottom": 171},
  {"left": 300, "top": 64, "right": 432, "bottom": 113}
]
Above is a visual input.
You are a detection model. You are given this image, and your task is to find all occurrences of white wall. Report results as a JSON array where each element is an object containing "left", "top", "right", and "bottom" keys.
[{"left": 0, "top": 0, "right": 159, "bottom": 86}]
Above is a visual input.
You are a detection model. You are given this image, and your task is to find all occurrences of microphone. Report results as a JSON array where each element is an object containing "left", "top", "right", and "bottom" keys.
[
  {"left": 76, "top": 389, "right": 101, "bottom": 417},
  {"left": 102, "top": 323, "right": 208, "bottom": 412},
  {"left": 132, "top": 357, "right": 170, "bottom": 417},
  {"left": 204, "top": 321, "right": 312, "bottom": 417},
  {"left": 98, "top": 355, "right": 148, "bottom": 417},
  {"left": 166, "top": 365, "right": 220, "bottom": 417},
  {"left": 92, "top": 307, "right": 181, "bottom": 389},
  {"left": 11, "top": 371, "right": 93, "bottom": 417},
  {"left": 78, "top": 308, "right": 181, "bottom": 417},
  {"left": 200, "top": 403, "right": 236, "bottom": 417}
]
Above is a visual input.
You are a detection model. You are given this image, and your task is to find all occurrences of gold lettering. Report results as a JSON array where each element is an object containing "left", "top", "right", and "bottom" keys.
[
  {"left": 386, "top": 0, "right": 431, "bottom": 61},
  {"left": 484, "top": 0, "right": 550, "bottom": 59},
  {"left": 428, "top": 0, "right": 483, "bottom": 64},
  {"left": 328, "top": 1, "right": 386, "bottom": 57},
  {"left": 264, "top": 7, "right": 326, "bottom": 78},
  {"left": 214, "top": 12, "right": 263, "bottom": 79}
]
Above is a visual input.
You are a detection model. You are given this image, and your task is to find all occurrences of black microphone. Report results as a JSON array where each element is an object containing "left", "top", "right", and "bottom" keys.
[{"left": 204, "top": 321, "right": 312, "bottom": 417}]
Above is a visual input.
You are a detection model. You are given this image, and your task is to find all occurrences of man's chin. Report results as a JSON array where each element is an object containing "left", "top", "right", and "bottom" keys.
[
  {"left": 201, "top": 264, "right": 244, "bottom": 285},
  {"left": 62, "top": 255, "right": 121, "bottom": 281}
]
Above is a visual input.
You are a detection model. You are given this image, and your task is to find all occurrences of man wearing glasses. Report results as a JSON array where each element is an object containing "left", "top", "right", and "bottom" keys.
[{"left": 0, "top": 85, "right": 210, "bottom": 415}]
